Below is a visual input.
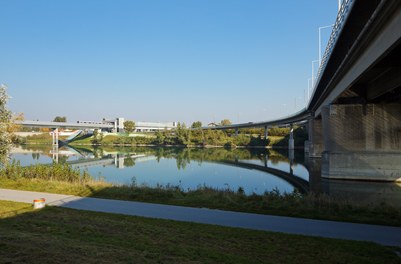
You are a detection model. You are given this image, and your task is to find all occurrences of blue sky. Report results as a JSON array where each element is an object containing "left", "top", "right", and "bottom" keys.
[{"left": 1, "top": 0, "right": 338, "bottom": 125}]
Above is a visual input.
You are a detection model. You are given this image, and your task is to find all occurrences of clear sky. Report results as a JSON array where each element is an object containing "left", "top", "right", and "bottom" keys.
[{"left": 1, "top": 0, "right": 338, "bottom": 125}]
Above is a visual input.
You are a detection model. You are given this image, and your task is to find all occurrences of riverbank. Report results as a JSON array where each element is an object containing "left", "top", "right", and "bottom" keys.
[
  {"left": 1, "top": 162, "right": 400, "bottom": 226},
  {"left": 16, "top": 127, "right": 308, "bottom": 148},
  {"left": 1, "top": 200, "right": 400, "bottom": 263}
]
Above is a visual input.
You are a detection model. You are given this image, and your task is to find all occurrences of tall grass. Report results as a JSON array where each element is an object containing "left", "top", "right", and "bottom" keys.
[{"left": 0, "top": 160, "right": 92, "bottom": 183}]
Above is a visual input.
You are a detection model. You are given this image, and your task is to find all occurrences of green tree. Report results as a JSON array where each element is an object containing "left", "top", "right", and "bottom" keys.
[
  {"left": 0, "top": 84, "right": 12, "bottom": 161},
  {"left": 91, "top": 129, "right": 103, "bottom": 145},
  {"left": 176, "top": 122, "right": 185, "bottom": 145},
  {"left": 269, "top": 126, "right": 290, "bottom": 136},
  {"left": 155, "top": 130, "right": 165, "bottom": 145},
  {"left": 175, "top": 122, "right": 192, "bottom": 145},
  {"left": 123, "top": 120, "right": 136, "bottom": 134},
  {"left": 191, "top": 121, "right": 202, "bottom": 129},
  {"left": 53, "top": 116, "right": 67, "bottom": 122},
  {"left": 220, "top": 119, "right": 232, "bottom": 126},
  {"left": 124, "top": 156, "right": 135, "bottom": 167}
]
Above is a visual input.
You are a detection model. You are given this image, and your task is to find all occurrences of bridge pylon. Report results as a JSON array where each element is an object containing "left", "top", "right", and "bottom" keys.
[{"left": 51, "top": 128, "right": 59, "bottom": 147}]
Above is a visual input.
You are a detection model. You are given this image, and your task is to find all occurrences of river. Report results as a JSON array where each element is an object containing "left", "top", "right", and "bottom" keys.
[{"left": 10, "top": 145, "right": 401, "bottom": 206}]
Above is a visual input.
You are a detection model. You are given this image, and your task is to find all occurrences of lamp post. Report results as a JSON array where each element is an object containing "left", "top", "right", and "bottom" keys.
[
  {"left": 319, "top": 25, "right": 334, "bottom": 65},
  {"left": 311, "top": 60, "right": 319, "bottom": 88},
  {"left": 308, "top": 77, "right": 312, "bottom": 101}
]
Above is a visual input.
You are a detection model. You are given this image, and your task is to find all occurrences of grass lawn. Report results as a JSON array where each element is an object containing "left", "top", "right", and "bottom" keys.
[
  {"left": 0, "top": 200, "right": 400, "bottom": 264},
  {"left": 1, "top": 177, "right": 401, "bottom": 227}
]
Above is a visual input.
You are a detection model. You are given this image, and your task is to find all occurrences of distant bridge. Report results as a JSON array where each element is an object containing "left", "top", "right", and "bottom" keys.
[
  {"left": 15, "top": 120, "right": 115, "bottom": 147},
  {"left": 15, "top": 119, "right": 178, "bottom": 145},
  {"left": 15, "top": 120, "right": 114, "bottom": 130}
]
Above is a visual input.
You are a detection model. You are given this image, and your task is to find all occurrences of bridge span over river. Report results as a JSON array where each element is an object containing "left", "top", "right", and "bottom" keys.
[
  {"left": 203, "top": 0, "right": 401, "bottom": 182},
  {"left": 14, "top": 0, "right": 401, "bottom": 182}
]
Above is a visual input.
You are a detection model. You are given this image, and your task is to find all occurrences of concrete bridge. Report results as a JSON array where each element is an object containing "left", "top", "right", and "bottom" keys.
[
  {"left": 203, "top": 0, "right": 401, "bottom": 181},
  {"left": 14, "top": 120, "right": 117, "bottom": 147},
  {"left": 15, "top": 119, "right": 178, "bottom": 145}
]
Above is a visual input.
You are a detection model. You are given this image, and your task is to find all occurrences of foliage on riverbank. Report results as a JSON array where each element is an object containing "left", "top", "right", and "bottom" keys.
[
  {"left": 16, "top": 124, "right": 308, "bottom": 148},
  {"left": 2, "top": 200, "right": 399, "bottom": 264},
  {"left": 1, "top": 161, "right": 400, "bottom": 226},
  {"left": 15, "top": 133, "right": 69, "bottom": 145},
  {"left": 68, "top": 126, "right": 308, "bottom": 148}
]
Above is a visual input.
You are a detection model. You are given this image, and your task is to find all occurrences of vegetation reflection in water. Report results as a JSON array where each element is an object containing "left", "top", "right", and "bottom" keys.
[{"left": 10, "top": 145, "right": 308, "bottom": 195}]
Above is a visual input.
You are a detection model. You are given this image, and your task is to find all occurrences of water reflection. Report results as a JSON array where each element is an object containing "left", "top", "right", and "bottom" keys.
[
  {"left": 9, "top": 145, "right": 401, "bottom": 205},
  {"left": 321, "top": 179, "right": 401, "bottom": 206},
  {"left": 10, "top": 145, "right": 306, "bottom": 195}
]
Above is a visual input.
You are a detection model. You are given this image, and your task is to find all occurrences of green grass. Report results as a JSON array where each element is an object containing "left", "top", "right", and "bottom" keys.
[
  {"left": 0, "top": 177, "right": 110, "bottom": 196},
  {"left": 69, "top": 134, "right": 93, "bottom": 144},
  {"left": 1, "top": 176, "right": 401, "bottom": 227},
  {"left": 0, "top": 200, "right": 400, "bottom": 264},
  {"left": 23, "top": 133, "right": 68, "bottom": 145},
  {"left": 71, "top": 134, "right": 155, "bottom": 146},
  {"left": 0, "top": 160, "right": 93, "bottom": 183},
  {"left": 24, "top": 133, "right": 53, "bottom": 144},
  {"left": 267, "top": 136, "right": 286, "bottom": 146}
]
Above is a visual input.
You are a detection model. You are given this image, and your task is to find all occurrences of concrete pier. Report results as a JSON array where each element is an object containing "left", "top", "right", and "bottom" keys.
[
  {"left": 308, "top": 117, "right": 323, "bottom": 158},
  {"left": 320, "top": 103, "right": 401, "bottom": 181}
]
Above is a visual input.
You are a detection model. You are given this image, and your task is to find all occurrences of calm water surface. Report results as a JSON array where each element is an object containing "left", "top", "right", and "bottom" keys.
[
  {"left": 10, "top": 145, "right": 401, "bottom": 205},
  {"left": 11, "top": 145, "right": 307, "bottom": 195}
]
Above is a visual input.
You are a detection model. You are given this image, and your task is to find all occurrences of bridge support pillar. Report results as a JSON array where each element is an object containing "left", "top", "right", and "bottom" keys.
[
  {"left": 52, "top": 145, "right": 59, "bottom": 163},
  {"left": 264, "top": 126, "right": 268, "bottom": 140},
  {"left": 288, "top": 124, "right": 294, "bottom": 150},
  {"left": 321, "top": 103, "right": 401, "bottom": 181},
  {"left": 51, "top": 128, "right": 59, "bottom": 163},
  {"left": 52, "top": 128, "right": 59, "bottom": 147},
  {"left": 305, "top": 158, "right": 322, "bottom": 194},
  {"left": 235, "top": 128, "right": 239, "bottom": 136},
  {"left": 308, "top": 117, "right": 323, "bottom": 158},
  {"left": 264, "top": 153, "right": 268, "bottom": 168}
]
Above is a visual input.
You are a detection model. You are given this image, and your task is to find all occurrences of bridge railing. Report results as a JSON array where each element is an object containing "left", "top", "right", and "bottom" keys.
[{"left": 312, "top": 0, "right": 355, "bottom": 97}]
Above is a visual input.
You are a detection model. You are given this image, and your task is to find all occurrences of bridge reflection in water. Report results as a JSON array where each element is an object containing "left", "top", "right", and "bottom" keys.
[{"left": 12, "top": 145, "right": 401, "bottom": 207}]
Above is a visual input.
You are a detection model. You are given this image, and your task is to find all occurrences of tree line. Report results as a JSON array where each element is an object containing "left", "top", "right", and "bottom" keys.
[{"left": 87, "top": 121, "right": 307, "bottom": 148}]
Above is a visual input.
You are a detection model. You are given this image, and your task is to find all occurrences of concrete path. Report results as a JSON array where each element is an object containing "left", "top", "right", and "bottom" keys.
[{"left": 1, "top": 188, "right": 401, "bottom": 247}]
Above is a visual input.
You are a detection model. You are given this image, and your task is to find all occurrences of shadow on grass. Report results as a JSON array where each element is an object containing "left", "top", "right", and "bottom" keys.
[{"left": 1, "top": 200, "right": 401, "bottom": 264}]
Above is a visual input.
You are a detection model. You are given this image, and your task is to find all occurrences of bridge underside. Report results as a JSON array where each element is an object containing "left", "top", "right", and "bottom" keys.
[{"left": 307, "top": 0, "right": 401, "bottom": 182}]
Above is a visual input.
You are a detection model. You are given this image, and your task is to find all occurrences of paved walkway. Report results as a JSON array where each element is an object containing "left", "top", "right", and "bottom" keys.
[{"left": 1, "top": 188, "right": 401, "bottom": 247}]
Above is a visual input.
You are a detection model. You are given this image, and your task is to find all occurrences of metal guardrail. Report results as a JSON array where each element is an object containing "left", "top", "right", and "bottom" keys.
[{"left": 312, "top": 0, "right": 355, "bottom": 97}]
